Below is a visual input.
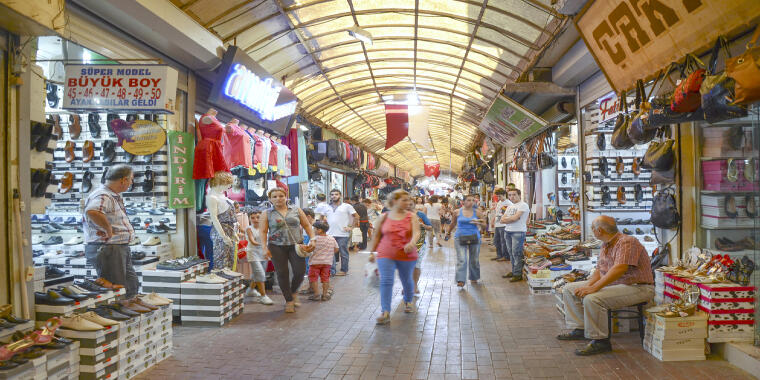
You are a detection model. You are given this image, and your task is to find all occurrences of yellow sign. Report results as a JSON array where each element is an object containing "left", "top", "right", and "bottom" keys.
[
  {"left": 120, "top": 120, "right": 167, "bottom": 155},
  {"left": 575, "top": 0, "right": 760, "bottom": 92}
]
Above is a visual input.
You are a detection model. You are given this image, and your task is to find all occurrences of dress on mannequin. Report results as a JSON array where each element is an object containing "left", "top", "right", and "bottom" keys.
[
  {"left": 210, "top": 200, "right": 236, "bottom": 269},
  {"left": 193, "top": 112, "right": 230, "bottom": 179},
  {"left": 268, "top": 138, "right": 279, "bottom": 172},
  {"left": 223, "top": 122, "right": 253, "bottom": 169}
]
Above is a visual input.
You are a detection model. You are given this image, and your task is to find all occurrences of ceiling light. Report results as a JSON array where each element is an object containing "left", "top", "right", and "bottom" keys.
[
  {"left": 407, "top": 91, "right": 420, "bottom": 106},
  {"left": 348, "top": 26, "right": 373, "bottom": 45},
  {"left": 298, "top": 124, "right": 309, "bottom": 131}
]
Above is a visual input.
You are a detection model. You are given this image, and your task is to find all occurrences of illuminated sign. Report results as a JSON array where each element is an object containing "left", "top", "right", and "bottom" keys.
[
  {"left": 209, "top": 46, "right": 298, "bottom": 136},
  {"left": 223, "top": 64, "right": 297, "bottom": 121}
]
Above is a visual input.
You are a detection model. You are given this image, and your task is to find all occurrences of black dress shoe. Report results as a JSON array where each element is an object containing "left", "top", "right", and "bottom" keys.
[
  {"left": 147, "top": 225, "right": 167, "bottom": 234},
  {"left": 575, "top": 339, "right": 612, "bottom": 356},
  {"left": 77, "top": 280, "right": 110, "bottom": 293},
  {"left": 601, "top": 186, "right": 611, "bottom": 205},
  {"left": 599, "top": 157, "right": 609, "bottom": 178},
  {"left": 556, "top": 329, "right": 587, "bottom": 341},
  {"left": 597, "top": 133, "right": 605, "bottom": 151},
  {"left": 45, "top": 266, "right": 66, "bottom": 278},
  {"left": 91, "top": 307, "right": 130, "bottom": 321},
  {"left": 634, "top": 184, "right": 643, "bottom": 202},
  {"left": 104, "top": 303, "right": 140, "bottom": 317},
  {"left": 35, "top": 290, "right": 75, "bottom": 305},
  {"left": 131, "top": 252, "right": 146, "bottom": 260},
  {"left": 102, "top": 140, "right": 116, "bottom": 163},
  {"left": 41, "top": 225, "right": 61, "bottom": 234},
  {"left": 58, "top": 286, "right": 90, "bottom": 301}
]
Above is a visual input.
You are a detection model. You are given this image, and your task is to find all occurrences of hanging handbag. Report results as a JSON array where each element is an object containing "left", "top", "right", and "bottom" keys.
[
  {"left": 628, "top": 79, "right": 660, "bottom": 145},
  {"left": 701, "top": 36, "right": 748, "bottom": 123},
  {"left": 642, "top": 127, "right": 675, "bottom": 171},
  {"left": 650, "top": 166, "right": 676, "bottom": 185},
  {"left": 611, "top": 90, "right": 635, "bottom": 149},
  {"left": 726, "top": 25, "right": 760, "bottom": 104},
  {"left": 671, "top": 54, "right": 706, "bottom": 113},
  {"left": 649, "top": 62, "right": 705, "bottom": 126},
  {"left": 651, "top": 188, "right": 680, "bottom": 229},
  {"left": 327, "top": 139, "right": 339, "bottom": 161}
]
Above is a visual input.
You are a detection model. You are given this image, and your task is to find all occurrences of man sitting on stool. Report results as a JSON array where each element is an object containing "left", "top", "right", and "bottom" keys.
[{"left": 557, "top": 215, "right": 654, "bottom": 355}]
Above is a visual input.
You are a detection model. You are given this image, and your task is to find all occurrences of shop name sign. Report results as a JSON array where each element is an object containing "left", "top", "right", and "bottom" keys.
[
  {"left": 168, "top": 131, "right": 195, "bottom": 209},
  {"left": 575, "top": 0, "right": 760, "bottom": 92},
  {"left": 63, "top": 65, "right": 178, "bottom": 113},
  {"left": 477, "top": 95, "right": 548, "bottom": 148},
  {"left": 209, "top": 46, "right": 298, "bottom": 135},
  {"left": 224, "top": 64, "right": 297, "bottom": 121}
]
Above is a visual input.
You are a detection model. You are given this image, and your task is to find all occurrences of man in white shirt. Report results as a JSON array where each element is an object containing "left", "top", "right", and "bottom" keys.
[
  {"left": 324, "top": 189, "right": 358, "bottom": 276},
  {"left": 500, "top": 188, "right": 530, "bottom": 282},
  {"left": 313, "top": 193, "right": 330, "bottom": 220},
  {"left": 491, "top": 188, "right": 513, "bottom": 262},
  {"left": 426, "top": 196, "right": 443, "bottom": 247}
]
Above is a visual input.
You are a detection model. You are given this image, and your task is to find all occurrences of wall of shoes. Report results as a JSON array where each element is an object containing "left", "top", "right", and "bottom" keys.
[
  {"left": 580, "top": 99, "right": 659, "bottom": 254},
  {"left": 31, "top": 80, "right": 176, "bottom": 281}
]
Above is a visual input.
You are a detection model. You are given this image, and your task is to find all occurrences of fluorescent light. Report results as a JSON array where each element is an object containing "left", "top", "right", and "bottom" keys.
[
  {"left": 382, "top": 95, "right": 394, "bottom": 102},
  {"left": 348, "top": 26, "right": 373, "bottom": 45},
  {"left": 407, "top": 91, "right": 420, "bottom": 105},
  {"left": 299, "top": 124, "right": 309, "bottom": 131}
]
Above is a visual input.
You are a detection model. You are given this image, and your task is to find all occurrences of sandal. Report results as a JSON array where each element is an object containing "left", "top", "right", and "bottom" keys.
[
  {"left": 376, "top": 312, "right": 390, "bottom": 325},
  {"left": 308, "top": 294, "right": 321, "bottom": 301},
  {"left": 321, "top": 294, "right": 331, "bottom": 301},
  {"left": 284, "top": 302, "right": 295, "bottom": 313}
]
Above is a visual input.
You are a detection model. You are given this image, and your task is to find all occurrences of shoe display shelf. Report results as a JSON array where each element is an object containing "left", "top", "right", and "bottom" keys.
[
  {"left": 556, "top": 152, "right": 581, "bottom": 209},
  {"left": 643, "top": 305, "right": 707, "bottom": 361},
  {"left": 57, "top": 326, "right": 120, "bottom": 380},
  {"left": 35, "top": 288, "right": 125, "bottom": 325},
  {"left": 130, "top": 243, "right": 172, "bottom": 262},
  {"left": 179, "top": 276, "right": 245, "bottom": 328},
  {"left": 138, "top": 265, "right": 202, "bottom": 318},
  {"left": 118, "top": 304, "right": 173, "bottom": 379}
]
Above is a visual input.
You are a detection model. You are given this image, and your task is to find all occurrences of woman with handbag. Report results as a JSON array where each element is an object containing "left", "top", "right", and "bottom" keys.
[
  {"left": 259, "top": 188, "right": 316, "bottom": 313},
  {"left": 368, "top": 190, "right": 421, "bottom": 325},
  {"left": 445, "top": 194, "right": 486, "bottom": 288}
]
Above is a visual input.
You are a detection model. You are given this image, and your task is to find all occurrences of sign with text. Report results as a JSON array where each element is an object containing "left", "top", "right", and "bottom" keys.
[
  {"left": 121, "top": 120, "right": 166, "bottom": 155},
  {"left": 63, "top": 65, "right": 178, "bottom": 113},
  {"left": 477, "top": 95, "right": 548, "bottom": 148},
  {"left": 168, "top": 131, "right": 195, "bottom": 209},
  {"left": 209, "top": 46, "right": 298, "bottom": 136},
  {"left": 575, "top": 0, "right": 760, "bottom": 92}
]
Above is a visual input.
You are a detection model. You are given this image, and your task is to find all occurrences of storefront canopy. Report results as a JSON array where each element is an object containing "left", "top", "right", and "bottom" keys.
[{"left": 173, "top": 0, "right": 563, "bottom": 174}]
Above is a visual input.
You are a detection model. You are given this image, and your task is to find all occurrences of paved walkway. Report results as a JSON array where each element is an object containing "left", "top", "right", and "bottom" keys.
[{"left": 137, "top": 240, "right": 754, "bottom": 380}]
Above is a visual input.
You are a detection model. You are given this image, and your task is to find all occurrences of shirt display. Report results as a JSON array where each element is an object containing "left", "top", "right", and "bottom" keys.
[{"left": 223, "top": 123, "right": 252, "bottom": 169}]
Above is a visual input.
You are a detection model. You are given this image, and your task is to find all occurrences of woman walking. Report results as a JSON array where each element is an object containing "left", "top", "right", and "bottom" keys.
[
  {"left": 445, "top": 195, "right": 486, "bottom": 288},
  {"left": 259, "top": 188, "right": 315, "bottom": 313},
  {"left": 368, "top": 190, "right": 420, "bottom": 325}
]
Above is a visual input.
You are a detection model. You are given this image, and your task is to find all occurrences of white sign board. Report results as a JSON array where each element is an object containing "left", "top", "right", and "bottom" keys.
[{"left": 63, "top": 65, "right": 178, "bottom": 113}]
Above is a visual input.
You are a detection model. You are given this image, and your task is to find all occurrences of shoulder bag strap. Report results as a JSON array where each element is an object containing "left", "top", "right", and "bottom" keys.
[{"left": 275, "top": 207, "right": 302, "bottom": 245}]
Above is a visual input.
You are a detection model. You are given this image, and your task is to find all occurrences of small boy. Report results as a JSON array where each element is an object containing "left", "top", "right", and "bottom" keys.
[
  {"left": 245, "top": 210, "right": 273, "bottom": 305},
  {"left": 308, "top": 221, "right": 338, "bottom": 301}
]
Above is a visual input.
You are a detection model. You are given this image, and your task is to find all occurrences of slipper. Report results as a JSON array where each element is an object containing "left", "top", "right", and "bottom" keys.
[
  {"left": 102, "top": 140, "right": 116, "bottom": 163},
  {"left": 68, "top": 114, "right": 81, "bottom": 139},
  {"left": 88, "top": 113, "right": 100, "bottom": 138},
  {"left": 142, "top": 170, "right": 154, "bottom": 192},
  {"left": 81, "top": 171, "right": 94, "bottom": 193}
]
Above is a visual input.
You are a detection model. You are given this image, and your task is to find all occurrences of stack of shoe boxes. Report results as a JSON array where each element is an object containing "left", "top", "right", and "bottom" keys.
[
  {"left": 179, "top": 275, "right": 244, "bottom": 327},
  {"left": 654, "top": 271, "right": 666, "bottom": 305},
  {"left": 643, "top": 306, "right": 707, "bottom": 361},
  {"left": 57, "top": 325, "right": 120, "bottom": 379},
  {"left": 118, "top": 303, "right": 173, "bottom": 379},
  {"left": 697, "top": 282, "right": 756, "bottom": 343},
  {"left": 139, "top": 268, "right": 193, "bottom": 319},
  {"left": 44, "top": 343, "right": 76, "bottom": 380}
]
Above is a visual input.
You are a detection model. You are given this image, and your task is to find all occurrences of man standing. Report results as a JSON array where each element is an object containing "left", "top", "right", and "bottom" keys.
[
  {"left": 491, "top": 188, "right": 512, "bottom": 262},
  {"left": 351, "top": 196, "right": 369, "bottom": 250},
  {"left": 324, "top": 189, "right": 359, "bottom": 276},
  {"left": 83, "top": 164, "right": 139, "bottom": 298},
  {"left": 500, "top": 188, "right": 530, "bottom": 282},
  {"left": 426, "top": 196, "right": 443, "bottom": 247},
  {"left": 557, "top": 216, "right": 654, "bottom": 356}
]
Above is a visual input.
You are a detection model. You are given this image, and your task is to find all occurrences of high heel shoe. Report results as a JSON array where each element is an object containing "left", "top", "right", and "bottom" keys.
[
  {"left": 0, "top": 338, "right": 34, "bottom": 361},
  {"left": 35, "top": 317, "right": 62, "bottom": 344}
]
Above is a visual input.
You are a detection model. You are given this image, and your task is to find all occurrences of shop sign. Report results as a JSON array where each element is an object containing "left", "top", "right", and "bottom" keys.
[
  {"left": 477, "top": 95, "right": 547, "bottom": 147},
  {"left": 119, "top": 120, "right": 167, "bottom": 155},
  {"left": 167, "top": 131, "right": 195, "bottom": 209},
  {"left": 209, "top": 46, "right": 298, "bottom": 135},
  {"left": 575, "top": 0, "right": 760, "bottom": 92},
  {"left": 63, "top": 65, "right": 178, "bottom": 113}
]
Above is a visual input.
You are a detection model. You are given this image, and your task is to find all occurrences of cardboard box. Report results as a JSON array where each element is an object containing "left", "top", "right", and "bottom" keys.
[{"left": 653, "top": 312, "right": 708, "bottom": 340}]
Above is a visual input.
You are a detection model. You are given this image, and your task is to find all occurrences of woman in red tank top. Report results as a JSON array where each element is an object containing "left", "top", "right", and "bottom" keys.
[{"left": 368, "top": 190, "right": 420, "bottom": 325}]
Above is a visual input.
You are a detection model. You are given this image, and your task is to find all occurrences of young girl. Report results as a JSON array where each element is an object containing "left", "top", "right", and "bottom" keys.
[
  {"left": 245, "top": 211, "right": 273, "bottom": 305},
  {"left": 308, "top": 221, "right": 338, "bottom": 301}
]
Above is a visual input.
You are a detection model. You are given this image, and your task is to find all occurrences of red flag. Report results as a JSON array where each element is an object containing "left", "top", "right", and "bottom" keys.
[
  {"left": 385, "top": 104, "right": 408, "bottom": 150},
  {"left": 424, "top": 163, "right": 440, "bottom": 178}
]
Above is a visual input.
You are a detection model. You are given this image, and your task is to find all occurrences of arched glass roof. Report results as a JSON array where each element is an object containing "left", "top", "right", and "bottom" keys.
[{"left": 173, "top": 0, "right": 563, "bottom": 174}]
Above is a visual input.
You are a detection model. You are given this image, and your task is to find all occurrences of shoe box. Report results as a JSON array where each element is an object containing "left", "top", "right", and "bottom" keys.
[
  {"left": 0, "top": 361, "right": 36, "bottom": 380},
  {"left": 179, "top": 279, "right": 241, "bottom": 327},
  {"left": 702, "top": 159, "right": 759, "bottom": 192},
  {"left": 643, "top": 307, "right": 707, "bottom": 361},
  {"left": 697, "top": 282, "right": 756, "bottom": 343},
  {"left": 701, "top": 126, "right": 757, "bottom": 158},
  {"left": 0, "top": 320, "right": 35, "bottom": 343},
  {"left": 701, "top": 195, "right": 758, "bottom": 227}
]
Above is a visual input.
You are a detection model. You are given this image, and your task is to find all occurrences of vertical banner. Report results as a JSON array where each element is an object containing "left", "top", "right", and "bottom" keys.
[
  {"left": 408, "top": 106, "right": 431, "bottom": 149},
  {"left": 384, "top": 104, "right": 409, "bottom": 149},
  {"left": 168, "top": 131, "right": 195, "bottom": 209}
]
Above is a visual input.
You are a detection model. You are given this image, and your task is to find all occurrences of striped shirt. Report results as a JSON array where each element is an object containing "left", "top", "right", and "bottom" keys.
[
  {"left": 83, "top": 185, "right": 134, "bottom": 244},
  {"left": 310, "top": 235, "right": 339, "bottom": 265},
  {"left": 598, "top": 233, "right": 653, "bottom": 286}
]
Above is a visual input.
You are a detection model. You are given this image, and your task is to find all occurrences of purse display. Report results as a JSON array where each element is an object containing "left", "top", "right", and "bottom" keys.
[
  {"left": 642, "top": 127, "right": 675, "bottom": 171},
  {"left": 649, "top": 62, "right": 705, "bottom": 127},
  {"left": 611, "top": 90, "right": 635, "bottom": 149},
  {"left": 628, "top": 79, "right": 659, "bottom": 145},
  {"left": 701, "top": 36, "right": 748, "bottom": 123},
  {"left": 651, "top": 188, "right": 680, "bottom": 229},
  {"left": 726, "top": 25, "right": 760, "bottom": 104},
  {"left": 671, "top": 54, "right": 706, "bottom": 113}
]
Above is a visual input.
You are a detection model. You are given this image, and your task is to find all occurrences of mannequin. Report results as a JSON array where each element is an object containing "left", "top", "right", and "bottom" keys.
[
  {"left": 193, "top": 109, "right": 229, "bottom": 179},
  {"left": 207, "top": 171, "right": 237, "bottom": 270},
  {"left": 225, "top": 118, "right": 240, "bottom": 132},
  {"left": 222, "top": 118, "right": 252, "bottom": 169}
]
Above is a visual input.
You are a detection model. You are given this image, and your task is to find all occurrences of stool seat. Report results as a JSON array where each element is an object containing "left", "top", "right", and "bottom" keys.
[{"left": 607, "top": 301, "right": 648, "bottom": 343}]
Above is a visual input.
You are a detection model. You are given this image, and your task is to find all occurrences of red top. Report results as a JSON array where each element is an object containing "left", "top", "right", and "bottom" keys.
[
  {"left": 223, "top": 124, "right": 252, "bottom": 169},
  {"left": 376, "top": 212, "right": 417, "bottom": 261},
  {"left": 192, "top": 113, "right": 230, "bottom": 179},
  {"left": 225, "top": 187, "right": 245, "bottom": 203}
]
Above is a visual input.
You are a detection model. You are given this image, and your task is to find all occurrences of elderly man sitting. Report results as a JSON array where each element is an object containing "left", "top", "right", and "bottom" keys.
[{"left": 557, "top": 215, "right": 654, "bottom": 355}]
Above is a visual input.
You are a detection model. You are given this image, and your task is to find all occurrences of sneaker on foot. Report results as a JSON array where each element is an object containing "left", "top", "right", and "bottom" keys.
[
  {"left": 336, "top": 271, "right": 347, "bottom": 276},
  {"left": 509, "top": 275, "right": 523, "bottom": 282},
  {"left": 259, "top": 295, "right": 273, "bottom": 305}
]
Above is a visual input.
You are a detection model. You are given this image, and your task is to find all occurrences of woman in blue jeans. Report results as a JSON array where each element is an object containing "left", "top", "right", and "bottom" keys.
[
  {"left": 368, "top": 190, "right": 420, "bottom": 325},
  {"left": 445, "top": 195, "right": 486, "bottom": 288}
]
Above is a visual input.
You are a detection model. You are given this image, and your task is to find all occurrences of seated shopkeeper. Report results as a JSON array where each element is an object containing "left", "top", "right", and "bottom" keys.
[{"left": 557, "top": 215, "right": 654, "bottom": 355}]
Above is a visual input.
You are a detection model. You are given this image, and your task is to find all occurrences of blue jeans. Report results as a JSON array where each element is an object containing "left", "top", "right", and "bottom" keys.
[
  {"left": 505, "top": 231, "right": 526, "bottom": 276},
  {"left": 197, "top": 225, "right": 214, "bottom": 269},
  {"left": 377, "top": 258, "right": 416, "bottom": 313},
  {"left": 494, "top": 227, "right": 506, "bottom": 259},
  {"left": 455, "top": 238, "right": 481, "bottom": 283},
  {"left": 331, "top": 236, "right": 350, "bottom": 274}
]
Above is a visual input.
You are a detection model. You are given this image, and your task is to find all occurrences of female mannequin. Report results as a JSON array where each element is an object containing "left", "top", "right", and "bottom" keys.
[
  {"left": 207, "top": 171, "right": 237, "bottom": 270},
  {"left": 193, "top": 109, "right": 229, "bottom": 179},
  {"left": 222, "top": 118, "right": 252, "bottom": 169}
]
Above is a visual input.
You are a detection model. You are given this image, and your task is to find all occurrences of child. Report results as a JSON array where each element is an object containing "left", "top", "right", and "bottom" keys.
[
  {"left": 308, "top": 221, "right": 338, "bottom": 301},
  {"left": 246, "top": 210, "right": 273, "bottom": 305}
]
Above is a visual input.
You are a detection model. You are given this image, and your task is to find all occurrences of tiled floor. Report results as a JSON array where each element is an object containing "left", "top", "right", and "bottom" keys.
[{"left": 137, "top": 240, "right": 755, "bottom": 379}]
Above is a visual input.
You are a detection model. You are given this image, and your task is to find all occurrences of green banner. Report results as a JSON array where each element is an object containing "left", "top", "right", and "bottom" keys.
[
  {"left": 168, "top": 131, "right": 195, "bottom": 209},
  {"left": 477, "top": 95, "right": 548, "bottom": 148}
]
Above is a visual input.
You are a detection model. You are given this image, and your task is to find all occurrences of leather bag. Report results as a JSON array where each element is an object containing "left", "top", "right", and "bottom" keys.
[
  {"left": 642, "top": 127, "right": 675, "bottom": 171},
  {"left": 651, "top": 188, "right": 680, "bottom": 229},
  {"left": 458, "top": 234, "right": 479, "bottom": 245},
  {"left": 628, "top": 79, "right": 660, "bottom": 145},
  {"left": 671, "top": 54, "right": 706, "bottom": 113},
  {"left": 726, "top": 25, "right": 760, "bottom": 104},
  {"left": 649, "top": 62, "right": 705, "bottom": 126},
  {"left": 611, "top": 90, "right": 635, "bottom": 149},
  {"left": 701, "top": 36, "right": 748, "bottom": 123}
]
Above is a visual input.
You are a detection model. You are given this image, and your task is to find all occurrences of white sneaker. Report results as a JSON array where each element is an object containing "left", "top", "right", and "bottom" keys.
[
  {"left": 64, "top": 236, "right": 84, "bottom": 245},
  {"left": 246, "top": 288, "right": 261, "bottom": 297},
  {"left": 32, "top": 235, "right": 44, "bottom": 245},
  {"left": 221, "top": 269, "right": 243, "bottom": 277},
  {"left": 196, "top": 274, "right": 226, "bottom": 284},
  {"left": 259, "top": 295, "right": 273, "bottom": 305},
  {"left": 129, "top": 237, "right": 140, "bottom": 246},
  {"left": 141, "top": 236, "right": 161, "bottom": 246}
]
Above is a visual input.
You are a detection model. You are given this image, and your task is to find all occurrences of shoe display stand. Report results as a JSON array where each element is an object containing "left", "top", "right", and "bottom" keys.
[
  {"left": 580, "top": 101, "right": 658, "bottom": 254},
  {"left": 643, "top": 305, "right": 708, "bottom": 361},
  {"left": 179, "top": 276, "right": 245, "bottom": 327},
  {"left": 656, "top": 272, "right": 756, "bottom": 344},
  {"left": 34, "top": 288, "right": 126, "bottom": 324},
  {"left": 138, "top": 260, "right": 210, "bottom": 318},
  {"left": 556, "top": 151, "right": 581, "bottom": 212}
]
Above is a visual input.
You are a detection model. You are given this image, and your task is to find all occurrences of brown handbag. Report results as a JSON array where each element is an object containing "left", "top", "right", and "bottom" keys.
[{"left": 727, "top": 25, "right": 760, "bottom": 104}]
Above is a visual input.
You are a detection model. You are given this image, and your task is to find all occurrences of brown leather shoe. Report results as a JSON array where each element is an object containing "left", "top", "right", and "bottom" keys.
[
  {"left": 95, "top": 278, "right": 124, "bottom": 290},
  {"left": 58, "top": 172, "right": 73, "bottom": 194},
  {"left": 69, "top": 114, "right": 81, "bottom": 139},
  {"left": 64, "top": 141, "right": 75, "bottom": 163},
  {"left": 616, "top": 156, "right": 624, "bottom": 176},
  {"left": 131, "top": 297, "right": 158, "bottom": 311},
  {"left": 617, "top": 186, "right": 626, "bottom": 204},
  {"left": 118, "top": 299, "right": 150, "bottom": 314},
  {"left": 82, "top": 140, "right": 94, "bottom": 163},
  {"left": 51, "top": 114, "right": 62, "bottom": 139},
  {"left": 632, "top": 157, "right": 641, "bottom": 177}
]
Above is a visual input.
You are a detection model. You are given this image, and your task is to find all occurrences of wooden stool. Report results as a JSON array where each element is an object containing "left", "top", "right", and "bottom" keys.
[{"left": 607, "top": 302, "right": 647, "bottom": 342}]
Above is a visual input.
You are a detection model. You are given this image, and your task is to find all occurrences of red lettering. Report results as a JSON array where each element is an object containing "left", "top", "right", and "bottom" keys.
[
  {"left": 112, "top": 78, "right": 123, "bottom": 87},
  {"left": 129, "top": 78, "right": 137, "bottom": 87},
  {"left": 78, "top": 77, "right": 89, "bottom": 87},
  {"left": 68, "top": 78, "right": 77, "bottom": 87},
  {"left": 91, "top": 77, "right": 100, "bottom": 87},
  {"left": 140, "top": 78, "right": 150, "bottom": 87},
  {"left": 150, "top": 78, "right": 161, "bottom": 87}
]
